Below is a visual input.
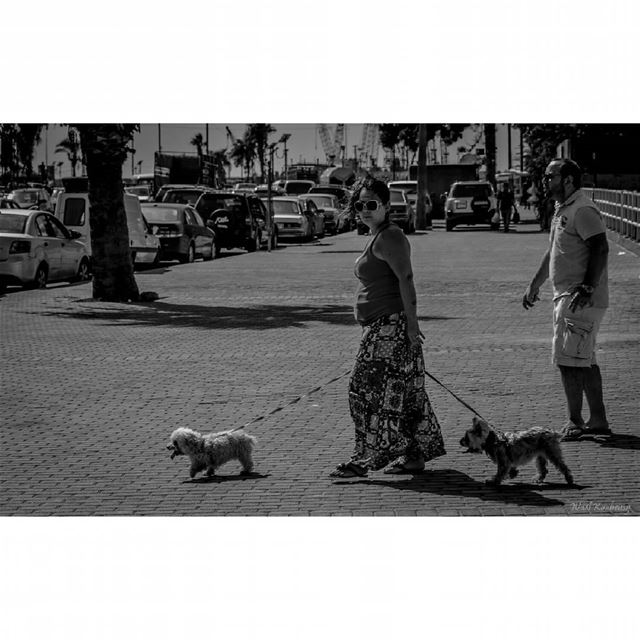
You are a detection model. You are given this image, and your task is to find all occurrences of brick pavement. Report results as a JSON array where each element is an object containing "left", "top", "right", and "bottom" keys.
[{"left": 1, "top": 208, "right": 638, "bottom": 516}]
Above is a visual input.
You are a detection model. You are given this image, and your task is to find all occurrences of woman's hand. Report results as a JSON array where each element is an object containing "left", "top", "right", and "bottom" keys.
[{"left": 407, "top": 322, "right": 425, "bottom": 348}]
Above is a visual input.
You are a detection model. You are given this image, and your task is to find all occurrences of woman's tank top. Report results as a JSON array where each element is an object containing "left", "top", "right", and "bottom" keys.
[{"left": 354, "top": 224, "right": 404, "bottom": 325}]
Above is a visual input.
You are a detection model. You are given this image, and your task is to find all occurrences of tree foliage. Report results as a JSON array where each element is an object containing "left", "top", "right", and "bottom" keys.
[{"left": 246, "top": 124, "right": 276, "bottom": 184}]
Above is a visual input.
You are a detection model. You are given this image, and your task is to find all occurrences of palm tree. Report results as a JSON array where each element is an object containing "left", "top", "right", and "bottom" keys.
[
  {"left": 229, "top": 137, "right": 256, "bottom": 180},
  {"left": 246, "top": 124, "right": 276, "bottom": 183},
  {"left": 379, "top": 124, "right": 405, "bottom": 178},
  {"left": 76, "top": 124, "right": 140, "bottom": 302},
  {"left": 190, "top": 132, "right": 204, "bottom": 158},
  {"left": 483, "top": 124, "right": 496, "bottom": 187},
  {"left": 15, "top": 124, "right": 44, "bottom": 180},
  {"left": 56, "top": 129, "right": 82, "bottom": 177}
]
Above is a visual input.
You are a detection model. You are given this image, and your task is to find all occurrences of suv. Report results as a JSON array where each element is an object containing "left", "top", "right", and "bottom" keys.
[
  {"left": 153, "top": 184, "right": 214, "bottom": 205},
  {"left": 195, "top": 191, "right": 269, "bottom": 255},
  {"left": 445, "top": 181, "right": 497, "bottom": 231}
]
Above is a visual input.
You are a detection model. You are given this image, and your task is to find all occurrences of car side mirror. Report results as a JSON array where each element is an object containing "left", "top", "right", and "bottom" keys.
[{"left": 69, "top": 230, "right": 82, "bottom": 240}]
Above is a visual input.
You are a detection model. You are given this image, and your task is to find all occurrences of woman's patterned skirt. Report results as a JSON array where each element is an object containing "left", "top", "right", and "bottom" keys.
[{"left": 349, "top": 312, "right": 446, "bottom": 470}]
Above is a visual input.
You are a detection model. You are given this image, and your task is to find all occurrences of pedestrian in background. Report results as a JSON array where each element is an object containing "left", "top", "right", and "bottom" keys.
[
  {"left": 330, "top": 177, "right": 446, "bottom": 477},
  {"left": 497, "top": 182, "right": 518, "bottom": 232},
  {"left": 522, "top": 159, "right": 611, "bottom": 440}
]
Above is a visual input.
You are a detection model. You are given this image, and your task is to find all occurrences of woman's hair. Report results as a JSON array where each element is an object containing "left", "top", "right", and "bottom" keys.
[{"left": 350, "top": 175, "right": 390, "bottom": 206}]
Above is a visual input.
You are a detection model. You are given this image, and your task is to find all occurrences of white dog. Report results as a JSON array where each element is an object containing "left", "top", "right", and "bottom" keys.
[{"left": 167, "top": 427, "right": 257, "bottom": 478}]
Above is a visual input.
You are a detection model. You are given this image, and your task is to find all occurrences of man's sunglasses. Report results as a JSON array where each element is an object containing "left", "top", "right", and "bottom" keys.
[{"left": 354, "top": 200, "right": 382, "bottom": 212}]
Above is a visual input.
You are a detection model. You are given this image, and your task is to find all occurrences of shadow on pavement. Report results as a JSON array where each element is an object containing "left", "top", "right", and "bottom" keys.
[
  {"left": 183, "top": 472, "right": 270, "bottom": 484},
  {"left": 26, "top": 301, "right": 456, "bottom": 331},
  {"left": 578, "top": 433, "right": 640, "bottom": 451},
  {"left": 336, "top": 468, "right": 571, "bottom": 508}
]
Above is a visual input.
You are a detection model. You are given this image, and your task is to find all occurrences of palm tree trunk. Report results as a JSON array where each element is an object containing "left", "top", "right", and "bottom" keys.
[
  {"left": 484, "top": 123, "right": 497, "bottom": 187},
  {"left": 77, "top": 125, "right": 139, "bottom": 302}
]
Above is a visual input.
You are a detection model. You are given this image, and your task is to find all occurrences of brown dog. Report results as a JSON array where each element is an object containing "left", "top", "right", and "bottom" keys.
[{"left": 460, "top": 417, "right": 574, "bottom": 486}]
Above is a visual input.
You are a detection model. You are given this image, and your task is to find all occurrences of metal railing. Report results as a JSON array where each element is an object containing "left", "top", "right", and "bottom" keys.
[{"left": 584, "top": 188, "right": 640, "bottom": 242}]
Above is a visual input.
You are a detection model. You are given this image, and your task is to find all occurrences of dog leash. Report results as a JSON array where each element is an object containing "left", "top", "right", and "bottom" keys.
[
  {"left": 204, "top": 364, "right": 489, "bottom": 436},
  {"left": 199, "top": 368, "right": 353, "bottom": 434},
  {"left": 422, "top": 368, "right": 491, "bottom": 424}
]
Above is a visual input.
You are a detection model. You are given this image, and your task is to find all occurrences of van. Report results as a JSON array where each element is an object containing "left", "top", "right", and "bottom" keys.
[{"left": 54, "top": 190, "right": 160, "bottom": 266}]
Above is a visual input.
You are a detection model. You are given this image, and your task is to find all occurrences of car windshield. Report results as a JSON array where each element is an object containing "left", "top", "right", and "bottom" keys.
[
  {"left": 451, "top": 184, "right": 492, "bottom": 198},
  {"left": 303, "top": 195, "right": 334, "bottom": 208},
  {"left": 285, "top": 183, "right": 312, "bottom": 195},
  {"left": 272, "top": 200, "right": 300, "bottom": 215},
  {"left": 141, "top": 206, "right": 181, "bottom": 222},
  {"left": 196, "top": 195, "right": 247, "bottom": 217},
  {"left": 162, "top": 190, "right": 202, "bottom": 205},
  {"left": 389, "top": 182, "right": 416, "bottom": 194},
  {"left": 14, "top": 190, "right": 39, "bottom": 204},
  {"left": 0, "top": 214, "right": 27, "bottom": 233},
  {"left": 126, "top": 186, "right": 151, "bottom": 196},
  {"left": 389, "top": 191, "right": 405, "bottom": 204}
]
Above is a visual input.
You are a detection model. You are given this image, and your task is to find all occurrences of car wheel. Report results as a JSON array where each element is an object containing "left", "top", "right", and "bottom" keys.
[
  {"left": 179, "top": 243, "right": 195, "bottom": 263},
  {"left": 214, "top": 242, "right": 222, "bottom": 258},
  {"left": 271, "top": 230, "right": 279, "bottom": 250},
  {"left": 445, "top": 221, "right": 454, "bottom": 232},
  {"left": 27, "top": 263, "right": 48, "bottom": 289},
  {"left": 245, "top": 232, "right": 258, "bottom": 252},
  {"left": 203, "top": 240, "right": 215, "bottom": 261},
  {"left": 71, "top": 258, "right": 91, "bottom": 282}
]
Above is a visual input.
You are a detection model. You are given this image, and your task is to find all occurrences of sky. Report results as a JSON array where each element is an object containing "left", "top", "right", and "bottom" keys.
[{"left": 33, "top": 123, "right": 519, "bottom": 181}]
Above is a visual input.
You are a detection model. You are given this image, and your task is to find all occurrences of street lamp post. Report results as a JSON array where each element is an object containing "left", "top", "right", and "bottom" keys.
[{"left": 279, "top": 133, "right": 290, "bottom": 180}]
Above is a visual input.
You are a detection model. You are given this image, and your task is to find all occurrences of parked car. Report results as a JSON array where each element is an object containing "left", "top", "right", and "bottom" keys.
[
  {"left": 55, "top": 191, "right": 161, "bottom": 267},
  {"left": 298, "top": 193, "right": 340, "bottom": 234},
  {"left": 282, "top": 180, "right": 315, "bottom": 196},
  {"left": 356, "top": 188, "right": 413, "bottom": 234},
  {"left": 270, "top": 197, "right": 323, "bottom": 241},
  {"left": 125, "top": 184, "right": 152, "bottom": 202},
  {"left": 0, "top": 198, "right": 22, "bottom": 209},
  {"left": 155, "top": 185, "right": 214, "bottom": 206},
  {"left": 194, "top": 191, "right": 270, "bottom": 254},
  {"left": 254, "top": 184, "right": 285, "bottom": 196},
  {"left": 445, "top": 181, "right": 498, "bottom": 231},
  {"left": 387, "top": 180, "right": 432, "bottom": 222},
  {"left": 336, "top": 207, "right": 356, "bottom": 233},
  {"left": 141, "top": 203, "right": 215, "bottom": 263},
  {"left": 0, "top": 209, "right": 91, "bottom": 291},
  {"left": 307, "top": 185, "right": 351, "bottom": 207},
  {"left": 233, "top": 182, "right": 258, "bottom": 194},
  {"left": 6, "top": 188, "right": 51, "bottom": 210}
]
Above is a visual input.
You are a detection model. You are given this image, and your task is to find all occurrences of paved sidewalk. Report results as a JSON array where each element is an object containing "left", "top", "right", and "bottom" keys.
[{"left": 1, "top": 209, "right": 638, "bottom": 516}]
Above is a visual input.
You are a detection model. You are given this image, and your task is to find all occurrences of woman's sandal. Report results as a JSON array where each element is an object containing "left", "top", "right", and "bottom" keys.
[
  {"left": 383, "top": 459, "right": 425, "bottom": 475},
  {"left": 563, "top": 425, "right": 612, "bottom": 441},
  {"left": 329, "top": 462, "right": 368, "bottom": 478}
]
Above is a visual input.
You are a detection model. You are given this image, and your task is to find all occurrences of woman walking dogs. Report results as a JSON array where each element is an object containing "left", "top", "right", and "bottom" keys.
[{"left": 330, "top": 177, "right": 446, "bottom": 478}]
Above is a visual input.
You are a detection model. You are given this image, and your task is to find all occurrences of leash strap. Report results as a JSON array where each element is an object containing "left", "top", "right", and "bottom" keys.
[{"left": 422, "top": 369, "right": 489, "bottom": 423}]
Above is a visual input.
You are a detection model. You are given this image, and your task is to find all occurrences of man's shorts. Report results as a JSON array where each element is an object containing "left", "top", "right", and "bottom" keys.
[{"left": 552, "top": 295, "right": 607, "bottom": 367}]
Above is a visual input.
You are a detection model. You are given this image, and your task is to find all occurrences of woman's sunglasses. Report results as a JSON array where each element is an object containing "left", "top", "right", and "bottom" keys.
[{"left": 354, "top": 200, "right": 382, "bottom": 212}]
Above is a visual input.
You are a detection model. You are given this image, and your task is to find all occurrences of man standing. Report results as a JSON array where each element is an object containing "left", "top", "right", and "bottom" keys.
[
  {"left": 522, "top": 159, "right": 611, "bottom": 440},
  {"left": 497, "top": 182, "right": 518, "bottom": 232}
]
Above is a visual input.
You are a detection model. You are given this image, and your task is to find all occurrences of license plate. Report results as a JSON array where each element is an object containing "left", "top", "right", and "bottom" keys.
[
  {"left": 215, "top": 223, "right": 228, "bottom": 228},
  {"left": 474, "top": 200, "right": 488, "bottom": 205},
  {"left": 456, "top": 202, "right": 467, "bottom": 209}
]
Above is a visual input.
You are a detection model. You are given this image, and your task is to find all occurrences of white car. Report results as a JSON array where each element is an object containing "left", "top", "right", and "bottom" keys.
[
  {"left": 298, "top": 193, "right": 340, "bottom": 234},
  {"left": 0, "top": 209, "right": 91, "bottom": 291},
  {"left": 387, "top": 180, "right": 432, "bottom": 220},
  {"left": 270, "top": 197, "right": 323, "bottom": 241}
]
